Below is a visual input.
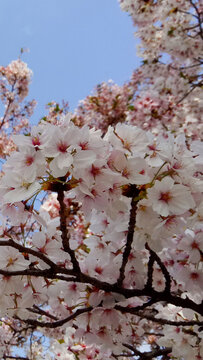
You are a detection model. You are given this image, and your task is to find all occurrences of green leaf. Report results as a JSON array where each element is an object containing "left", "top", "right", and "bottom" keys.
[
  {"left": 54, "top": 104, "right": 60, "bottom": 112},
  {"left": 128, "top": 105, "right": 135, "bottom": 111},
  {"left": 179, "top": 71, "right": 187, "bottom": 79},
  {"left": 58, "top": 339, "right": 65, "bottom": 344},
  {"left": 167, "top": 27, "right": 175, "bottom": 36}
]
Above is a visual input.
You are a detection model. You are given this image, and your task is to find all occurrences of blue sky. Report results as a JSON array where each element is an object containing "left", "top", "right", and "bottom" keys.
[{"left": 0, "top": 0, "right": 140, "bottom": 123}]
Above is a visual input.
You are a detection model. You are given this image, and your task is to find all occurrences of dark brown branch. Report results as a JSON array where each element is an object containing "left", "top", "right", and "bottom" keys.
[
  {"left": 145, "top": 243, "right": 171, "bottom": 294},
  {"left": 57, "top": 185, "right": 81, "bottom": 273},
  {"left": 3, "top": 357, "right": 29, "bottom": 360},
  {"left": 134, "top": 311, "right": 203, "bottom": 327},
  {"left": 78, "top": 272, "right": 144, "bottom": 297},
  {"left": 159, "top": 292, "right": 203, "bottom": 316},
  {"left": 145, "top": 249, "right": 154, "bottom": 290},
  {"left": 123, "top": 343, "right": 171, "bottom": 360},
  {"left": 178, "top": 9, "right": 199, "bottom": 18},
  {"left": 117, "top": 186, "right": 140, "bottom": 287},
  {"left": 0, "top": 267, "right": 76, "bottom": 281},
  {"left": 113, "top": 352, "right": 134, "bottom": 358},
  {"left": 115, "top": 298, "right": 158, "bottom": 315},
  {"left": 20, "top": 306, "right": 93, "bottom": 328},
  {"left": 116, "top": 290, "right": 203, "bottom": 316},
  {"left": 189, "top": 0, "right": 203, "bottom": 39},
  {"left": 122, "top": 343, "right": 142, "bottom": 357},
  {"left": 0, "top": 241, "right": 202, "bottom": 316},
  {"left": 0, "top": 260, "right": 202, "bottom": 316},
  {"left": 177, "top": 79, "right": 203, "bottom": 104},
  {"left": 27, "top": 305, "right": 58, "bottom": 321},
  {"left": 0, "top": 268, "right": 54, "bottom": 277},
  {"left": 115, "top": 301, "right": 157, "bottom": 317},
  {"left": 0, "top": 239, "right": 59, "bottom": 270}
]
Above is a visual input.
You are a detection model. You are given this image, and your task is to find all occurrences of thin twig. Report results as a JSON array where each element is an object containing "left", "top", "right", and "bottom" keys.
[
  {"left": 57, "top": 185, "right": 81, "bottom": 273},
  {"left": 123, "top": 343, "right": 172, "bottom": 360},
  {"left": 27, "top": 305, "right": 58, "bottom": 321},
  {"left": 189, "top": 0, "right": 203, "bottom": 39},
  {"left": 20, "top": 306, "right": 93, "bottom": 328},
  {"left": 117, "top": 186, "right": 140, "bottom": 286},
  {"left": 0, "top": 239, "right": 58, "bottom": 270},
  {"left": 135, "top": 311, "right": 203, "bottom": 327},
  {"left": 145, "top": 243, "right": 171, "bottom": 294},
  {"left": 3, "top": 357, "right": 29, "bottom": 360}
]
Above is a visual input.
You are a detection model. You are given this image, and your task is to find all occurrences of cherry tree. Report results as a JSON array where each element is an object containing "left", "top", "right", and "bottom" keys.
[{"left": 0, "top": 1, "right": 202, "bottom": 359}]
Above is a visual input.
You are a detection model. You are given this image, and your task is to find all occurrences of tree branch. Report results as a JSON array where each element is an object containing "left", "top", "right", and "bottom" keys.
[
  {"left": 136, "top": 311, "right": 203, "bottom": 327},
  {"left": 123, "top": 343, "right": 172, "bottom": 360},
  {"left": 3, "top": 357, "right": 29, "bottom": 360},
  {"left": 0, "top": 267, "right": 76, "bottom": 281},
  {"left": 145, "top": 243, "right": 171, "bottom": 294},
  {"left": 27, "top": 305, "right": 59, "bottom": 321},
  {"left": 0, "top": 241, "right": 202, "bottom": 317},
  {"left": 0, "top": 239, "right": 59, "bottom": 270},
  {"left": 115, "top": 298, "right": 158, "bottom": 315},
  {"left": 115, "top": 292, "right": 203, "bottom": 317},
  {"left": 117, "top": 185, "right": 140, "bottom": 287},
  {"left": 57, "top": 184, "right": 81, "bottom": 273},
  {"left": 20, "top": 306, "right": 93, "bottom": 328},
  {"left": 189, "top": 0, "right": 203, "bottom": 39},
  {"left": 176, "top": 80, "right": 203, "bottom": 104}
]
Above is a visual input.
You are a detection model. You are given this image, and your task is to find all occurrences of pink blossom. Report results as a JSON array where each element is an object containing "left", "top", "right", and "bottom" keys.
[{"left": 147, "top": 177, "right": 195, "bottom": 216}]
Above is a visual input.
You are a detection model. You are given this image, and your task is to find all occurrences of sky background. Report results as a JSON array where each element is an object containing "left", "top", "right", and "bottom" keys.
[{"left": 0, "top": 0, "right": 140, "bottom": 123}]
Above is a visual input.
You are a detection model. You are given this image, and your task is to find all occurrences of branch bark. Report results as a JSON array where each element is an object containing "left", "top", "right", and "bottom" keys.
[
  {"left": 57, "top": 184, "right": 81, "bottom": 273},
  {"left": 117, "top": 185, "right": 140, "bottom": 287},
  {"left": 20, "top": 306, "right": 93, "bottom": 328}
]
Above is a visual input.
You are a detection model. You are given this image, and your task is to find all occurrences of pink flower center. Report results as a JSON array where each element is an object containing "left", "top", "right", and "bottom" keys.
[
  {"left": 95, "top": 266, "right": 103, "bottom": 274},
  {"left": 25, "top": 156, "right": 34, "bottom": 166},
  {"left": 122, "top": 167, "right": 130, "bottom": 178},
  {"left": 57, "top": 142, "right": 68, "bottom": 153},
  {"left": 190, "top": 272, "right": 199, "bottom": 280},
  {"left": 123, "top": 141, "right": 131, "bottom": 152},
  {"left": 157, "top": 280, "right": 163, "bottom": 286},
  {"left": 148, "top": 144, "right": 156, "bottom": 151},
  {"left": 173, "top": 162, "right": 181, "bottom": 169},
  {"left": 159, "top": 191, "right": 171, "bottom": 203},
  {"left": 97, "top": 242, "right": 105, "bottom": 249},
  {"left": 102, "top": 219, "right": 109, "bottom": 227},
  {"left": 7, "top": 257, "right": 16, "bottom": 267},
  {"left": 191, "top": 241, "right": 199, "bottom": 249},
  {"left": 91, "top": 188, "right": 97, "bottom": 197},
  {"left": 32, "top": 136, "right": 40, "bottom": 147},
  {"left": 79, "top": 141, "right": 88, "bottom": 150},
  {"left": 90, "top": 165, "right": 101, "bottom": 177},
  {"left": 164, "top": 215, "right": 176, "bottom": 228},
  {"left": 70, "top": 283, "right": 77, "bottom": 291}
]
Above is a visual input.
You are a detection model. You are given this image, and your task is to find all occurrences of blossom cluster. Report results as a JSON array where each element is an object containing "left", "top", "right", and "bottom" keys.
[
  {"left": 118, "top": 0, "right": 203, "bottom": 139},
  {"left": 119, "top": 0, "right": 202, "bottom": 63},
  {"left": 74, "top": 81, "right": 135, "bottom": 134},
  {"left": 0, "top": 59, "right": 35, "bottom": 159},
  {"left": 0, "top": 0, "right": 202, "bottom": 359},
  {"left": 0, "top": 112, "right": 202, "bottom": 359}
]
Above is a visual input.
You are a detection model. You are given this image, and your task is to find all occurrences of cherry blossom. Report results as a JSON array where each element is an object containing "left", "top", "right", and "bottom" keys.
[
  {"left": 147, "top": 176, "right": 196, "bottom": 217},
  {"left": 0, "top": 1, "right": 202, "bottom": 359}
]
